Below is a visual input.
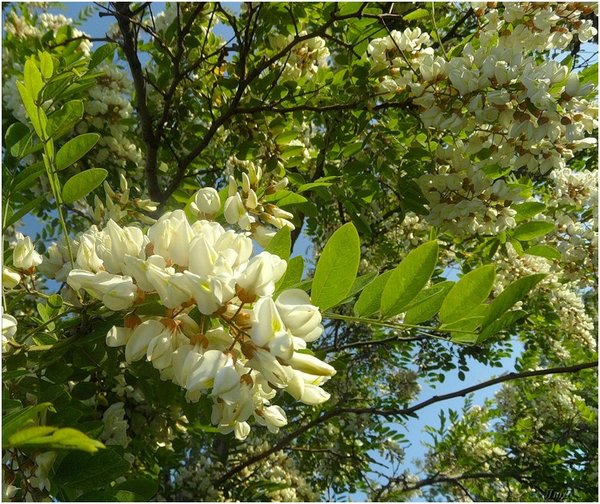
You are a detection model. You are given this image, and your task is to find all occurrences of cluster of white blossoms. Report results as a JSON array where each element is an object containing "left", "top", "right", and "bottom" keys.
[
  {"left": 493, "top": 243, "right": 596, "bottom": 356},
  {"left": 425, "top": 405, "right": 506, "bottom": 479},
  {"left": 166, "top": 439, "right": 319, "bottom": 502},
  {"left": 223, "top": 157, "right": 295, "bottom": 244},
  {"left": 366, "top": 3, "right": 597, "bottom": 235},
  {"left": 35, "top": 170, "right": 334, "bottom": 439},
  {"left": 548, "top": 167, "right": 598, "bottom": 210},
  {"left": 2, "top": 232, "right": 44, "bottom": 351},
  {"left": 76, "top": 64, "right": 144, "bottom": 168},
  {"left": 2, "top": 450, "right": 56, "bottom": 501},
  {"left": 270, "top": 31, "right": 330, "bottom": 81},
  {"left": 418, "top": 156, "right": 523, "bottom": 236},
  {"left": 100, "top": 402, "right": 131, "bottom": 448}
]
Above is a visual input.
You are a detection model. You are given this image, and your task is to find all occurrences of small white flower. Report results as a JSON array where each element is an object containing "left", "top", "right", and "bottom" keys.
[
  {"left": 12, "top": 233, "right": 42, "bottom": 270},
  {"left": 192, "top": 187, "right": 221, "bottom": 216}
]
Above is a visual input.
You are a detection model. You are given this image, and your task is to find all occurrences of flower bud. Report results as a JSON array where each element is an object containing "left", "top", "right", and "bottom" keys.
[
  {"left": 106, "top": 326, "right": 132, "bottom": 347},
  {"left": 275, "top": 289, "right": 323, "bottom": 342},
  {"left": 256, "top": 405, "right": 287, "bottom": 433},
  {"left": 3, "top": 266, "right": 21, "bottom": 289},
  {"left": 287, "top": 352, "right": 336, "bottom": 377},
  {"left": 2, "top": 313, "right": 17, "bottom": 339},
  {"left": 13, "top": 233, "right": 42, "bottom": 270},
  {"left": 224, "top": 193, "right": 248, "bottom": 228},
  {"left": 193, "top": 187, "right": 221, "bottom": 216}
]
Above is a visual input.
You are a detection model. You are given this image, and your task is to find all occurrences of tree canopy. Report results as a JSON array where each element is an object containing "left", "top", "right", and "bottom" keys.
[{"left": 2, "top": 2, "right": 598, "bottom": 502}]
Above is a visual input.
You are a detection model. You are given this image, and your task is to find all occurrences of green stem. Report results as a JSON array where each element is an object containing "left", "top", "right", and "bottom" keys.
[
  {"left": 431, "top": 2, "right": 449, "bottom": 60},
  {"left": 323, "top": 312, "right": 473, "bottom": 335},
  {"left": 41, "top": 134, "right": 75, "bottom": 268}
]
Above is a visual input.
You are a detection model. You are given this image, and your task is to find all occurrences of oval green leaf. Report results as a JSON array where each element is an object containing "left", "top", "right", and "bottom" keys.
[
  {"left": 512, "top": 221, "right": 555, "bottom": 241},
  {"left": 55, "top": 133, "right": 100, "bottom": 171},
  {"left": 311, "top": 222, "right": 360, "bottom": 311},
  {"left": 354, "top": 270, "right": 394, "bottom": 317},
  {"left": 380, "top": 240, "right": 439, "bottom": 319},
  {"left": 525, "top": 244, "right": 561, "bottom": 260},
  {"left": 481, "top": 273, "right": 546, "bottom": 328},
  {"left": 62, "top": 168, "right": 107, "bottom": 203},
  {"left": 265, "top": 226, "right": 291, "bottom": 260},
  {"left": 404, "top": 280, "right": 454, "bottom": 324},
  {"left": 439, "top": 265, "right": 496, "bottom": 324}
]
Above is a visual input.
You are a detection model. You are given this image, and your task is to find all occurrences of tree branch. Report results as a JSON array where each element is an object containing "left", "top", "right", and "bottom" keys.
[
  {"left": 213, "top": 360, "right": 597, "bottom": 487},
  {"left": 113, "top": 2, "right": 161, "bottom": 201}
]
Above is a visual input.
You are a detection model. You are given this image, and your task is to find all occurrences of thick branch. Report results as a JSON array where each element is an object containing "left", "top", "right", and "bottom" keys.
[
  {"left": 213, "top": 360, "right": 597, "bottom": 487},
  {"left": 114, "top": 2, "right": 161, "bottom": 201}
]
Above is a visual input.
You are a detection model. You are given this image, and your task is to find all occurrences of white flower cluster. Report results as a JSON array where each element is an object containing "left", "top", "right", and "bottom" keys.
[
  {"left": 367, "top": 27, "right": 433, "bottom": 96},
  {"left": 167, "top": 439, "right": 319, "bottom": 502},
  {"left": 493, "top": 243, "right": 596, "bottom": 355},
  {"left": 549, "top": 167, "right": 598, "bottom": 210},
  {"left": 3, "top": 450, "right": 56, "bottom": 501},
  {"left": 94, "top": 172, "right": 158, "bottom": 225},
  {"left": 40, "top": 180, "right": 334, "bottom": 439},
  {"left": 78, "top": 63, "right": 143, "bottom": 168},
  {"left": 270, "top": 31, "right": 330, "bottom": 81},
  {"left": 418, "top": 160, "right": 523, "bottom": 236},
  {"left": 223, "top": 157, "right": 295, "bottom": 244},
  {"left": 367, "top": 3, "right": 598, "bottom": 178},
  {"left": 366, "top": 4, "right": 597, "bottom": 236},
  {"left": 4, "top": 11, "right": 91, "bottom": 54},
  {"left": 100, "top": 402, "right": 131, "bottom": 448},
  {"left": 3, "top": 9, "right": 143, "bottom": 172}
]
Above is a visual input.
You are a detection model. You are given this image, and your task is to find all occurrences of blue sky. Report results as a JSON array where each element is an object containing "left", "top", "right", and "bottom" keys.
[{"left": 17, "top": 3, "right": 534, "bottom": 499}]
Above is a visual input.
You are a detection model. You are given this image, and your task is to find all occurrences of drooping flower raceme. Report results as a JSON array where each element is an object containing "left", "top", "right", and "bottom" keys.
[{"left": 58, "top": 179, "right": 334, "bottom": 440}]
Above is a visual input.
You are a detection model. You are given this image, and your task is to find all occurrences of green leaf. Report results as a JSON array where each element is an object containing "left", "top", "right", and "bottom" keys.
[
  {"left": 3, "top": 195, "right": 47, "bottom": 230},
  {"left": 39, "top": 52, "right": 54, "bottom": 80},
  {"left": 8, "top": 426, "right": 105, "bottom": 453},
  {"left": 114, "top": 477, "right": 159, "bottom": 501},
  {"left": 17, "top": 81, "right": 47, "bottom": 139},
  {"left": 297, "top": 176, "right": 339, "bottom": 192},
  {"left": 276, "top": 256, "right": 304, "bottom": 292},
  {"left": 512, "top": 221, "right": 555, "bottom": 241},
  {"left": 54, "top": 448, "right": 130, "bottom": 490},
  {"left": 311, "top": 222, "right": 360, "bottom": 311},
  {"left": 10, "top": 162, "right": 45, "bottom": 194},
  {"left": 55, "top": 133, "right": 100, "bottom": 171},
  {"left": 47, "top": 100, "right": 84, "bottom": 138},
  {"left": 339, "top": 272, "right": 378, "bottom": 304},
  {"left": 482, "top": 274, "right": 546, "bottom": 328},
  {"left": 2, "top": 402, "right": 54, "bottom": 443},
  {"left": 89, "top": 43, "right": 116, "bottom": 69},
  {"left": 404, "top": 8, "right": 429, "bottom": 20},
  {"left": 62, "top": 168, "right": 108, "bottom": 203},
  {"left": 380, "top": 241, "right": 439, "bottom": 319},
  {"left": 353, "top": 270, "right": 394, "bottom": 318},
  {"left": 579, "top": 62, "right": 598, "bottom": 87},
  {"left": 404, "top": 280, "right": 454, "bottom": 324},
  {"left": 5, "top": 122, "right": 30, "bottom": 152},
  {"left": 513, "top": 202, "right": 546, "bottom": 222},
  {"left": 439, "top": 265, "right": 496, "bottom": 324},
  {"left": 24, "top": 58, "right": 44, "bottom": 99},
  {"left": 265, "top": 226, "right": 291, "bottom": 259},
  {"left": 525, "top": 244, "right": 561, "bottom": 260},
  {"left": 478, "top": 310, "right": 527, "bottom": 343}
]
